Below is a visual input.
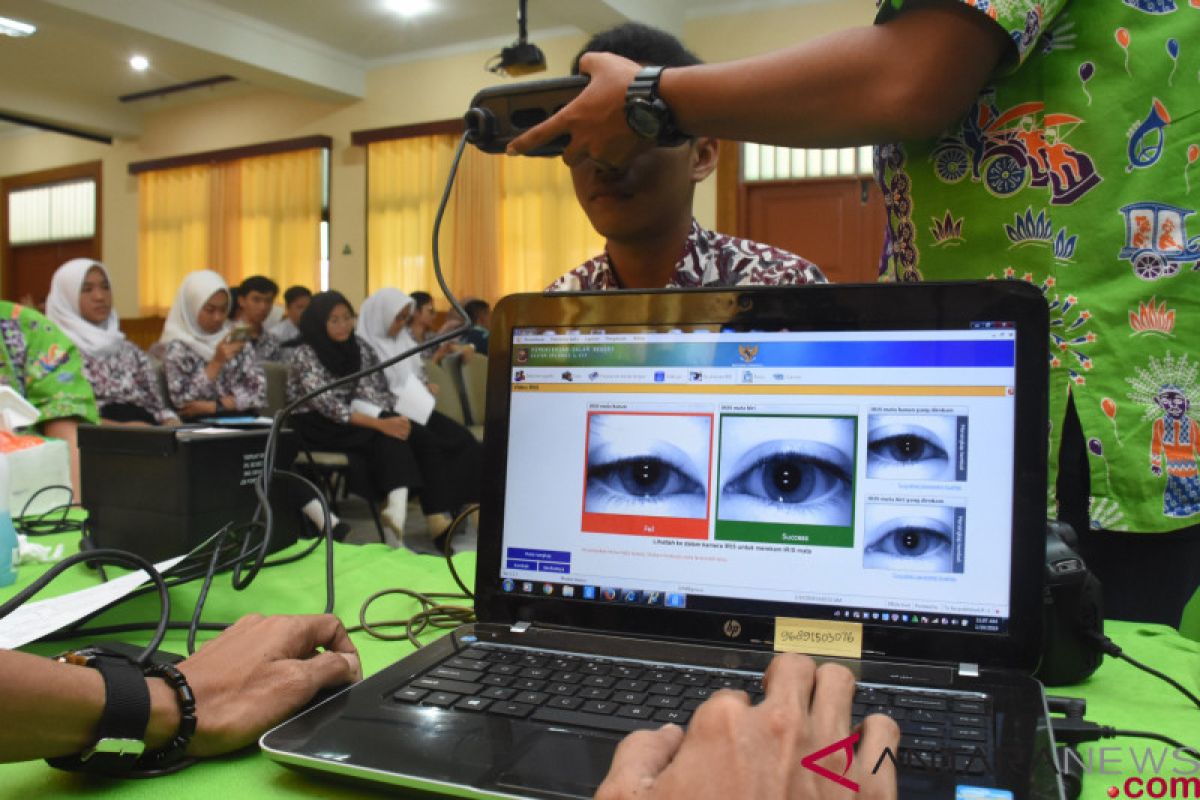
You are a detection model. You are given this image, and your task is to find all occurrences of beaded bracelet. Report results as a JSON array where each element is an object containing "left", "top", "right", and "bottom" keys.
[{"left": 137, "top": 662, "right": 198, "bottom": 775}]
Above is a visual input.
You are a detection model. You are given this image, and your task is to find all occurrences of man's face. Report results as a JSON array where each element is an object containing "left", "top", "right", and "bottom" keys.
[
  {"left": 287, "top": 296, "right": 311, "bottom": 325},
  {"left": 569, "top": 139, "right": 713, "bottom": 242},
  {"left": 238, "top": 290, "right": 276, "bottom": 326}
]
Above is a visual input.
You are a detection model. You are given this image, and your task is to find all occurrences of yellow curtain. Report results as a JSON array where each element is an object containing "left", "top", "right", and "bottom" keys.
[
  {"left": 137, "top": 148, "right": 324, "bottom": 314},
  {"left": 497, "top": 155, "right": 603, "bottom": 298},
  {"left": 367, "top": 134, "right": 601, "bottom": 302},
  {"left": 226, "top": 149, "right": 323, "bottom": 289},
  {"left": 137, "top": 165, "right": 211, "bottom": 316}
]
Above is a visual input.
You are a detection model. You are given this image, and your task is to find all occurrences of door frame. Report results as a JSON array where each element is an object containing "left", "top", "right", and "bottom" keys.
[{"left": 1, "top": 160, "right": 102, "bottom": 299}]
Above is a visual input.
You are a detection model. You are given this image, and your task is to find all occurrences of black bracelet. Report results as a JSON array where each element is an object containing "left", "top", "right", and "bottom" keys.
[{"left": 137, "top": 662, "right": 197, "bottom": 775}]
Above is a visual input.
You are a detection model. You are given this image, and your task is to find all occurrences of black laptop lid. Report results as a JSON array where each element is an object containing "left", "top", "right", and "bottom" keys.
[{"left": 475, "top": 282, "right": 1049, "bottom": 672}]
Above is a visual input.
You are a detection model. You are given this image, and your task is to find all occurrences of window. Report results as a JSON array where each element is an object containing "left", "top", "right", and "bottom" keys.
[
  {"left": 741, "top": 144, "right": 874, "bottom": 181},
  {"left": 7, "top": 179, "right": 96, "bottom": 244}
]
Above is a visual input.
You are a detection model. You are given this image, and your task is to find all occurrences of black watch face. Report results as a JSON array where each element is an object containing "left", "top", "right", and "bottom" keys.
[{"left": 626, "top": 100, "right": 661, "bottom": 140}]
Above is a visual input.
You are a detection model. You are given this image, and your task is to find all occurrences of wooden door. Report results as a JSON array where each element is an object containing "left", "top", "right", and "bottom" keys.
[
  {"left": 7, "top": 239, "right": 95, "bottom": 308},
  {"left": 739, "top": 177, "right": 885, "bottom": 285},
  {"left": 1, "top": 161, "right": 102, "bottom": 307}
]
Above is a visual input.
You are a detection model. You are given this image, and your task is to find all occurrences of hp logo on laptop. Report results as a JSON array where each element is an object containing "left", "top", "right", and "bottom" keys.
[{"left": 722, "top": 619, "right": 742, "bottom": 639}]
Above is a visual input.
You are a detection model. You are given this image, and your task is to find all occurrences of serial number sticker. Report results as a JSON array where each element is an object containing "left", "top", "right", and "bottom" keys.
[{"left": 774, "top": 617, "right": 862, "bottom": 658}]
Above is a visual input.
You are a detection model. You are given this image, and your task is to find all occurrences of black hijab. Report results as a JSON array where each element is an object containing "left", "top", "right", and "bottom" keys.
[{"left": 298, "top": 291, "right": 362, "bottom": 377}]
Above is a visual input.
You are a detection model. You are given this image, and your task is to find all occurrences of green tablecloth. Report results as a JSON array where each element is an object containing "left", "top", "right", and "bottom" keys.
[{"left": 1, "top": 534, "right": 1197, "bottom": 800}]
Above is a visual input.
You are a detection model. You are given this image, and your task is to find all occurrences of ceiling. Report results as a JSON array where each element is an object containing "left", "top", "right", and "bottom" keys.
[{"left": 0, "top": 0, "right": 807, "bottom": 142}]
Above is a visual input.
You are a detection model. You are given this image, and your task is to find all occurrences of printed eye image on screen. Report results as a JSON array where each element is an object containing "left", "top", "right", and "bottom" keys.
[
  {"left": 714, "top": 414, "right": 856, "bottom": 547},
  {"left": 863, "top": 502, "right": 965, "bottom": 573},
  {"left": 581, "top": 411, "right": 713, "bottom": 539},
  {"left": 866, "top": 413, "right": 967, "bottom": 481}
]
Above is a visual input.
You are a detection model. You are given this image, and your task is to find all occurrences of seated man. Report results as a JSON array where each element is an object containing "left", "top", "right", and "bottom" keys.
[
  {"left": 230, "top": 275, "right": 284, "bottom": 362},
  {"left": 270, "top": 284, "right": 312, "bottom": 343},
  {"left": 461, "top": 299, "right": 491, "bottom": 357},
  {"left": 548, "top": 23, "right": 824, "bottom": 292}
]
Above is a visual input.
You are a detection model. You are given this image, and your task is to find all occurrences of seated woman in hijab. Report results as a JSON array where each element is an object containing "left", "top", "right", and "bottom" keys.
[
  {"left": 46, "top": 259, "right": 179, "bottom": 427},
  {"left": 286, "top": 291, "right": 422, "bottom": 541},
  {"left": 160, "top": 270, "right": 266, "bottom": 420},
  {"left": 357, "top": 288, "right": 483, "bottom": 547}
]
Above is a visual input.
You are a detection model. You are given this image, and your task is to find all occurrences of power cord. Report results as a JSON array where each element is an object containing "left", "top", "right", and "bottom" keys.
[
  {"left": 352, "top": 505, "right": 478, "bottom": 649},
  {"left": 14, "top": 484, "right": 86, "bottom": 537},
  {"left": 1047, "top": 695, "right": 1200, "bottom": 764},
  {"left": 1086, "top": 630, "right": 1200, "bottom": 712}
]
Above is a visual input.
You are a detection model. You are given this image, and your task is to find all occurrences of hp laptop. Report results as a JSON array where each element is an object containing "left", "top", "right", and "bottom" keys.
[{"left": 262, "top": 281, "right": 1064, "bottom": 799}]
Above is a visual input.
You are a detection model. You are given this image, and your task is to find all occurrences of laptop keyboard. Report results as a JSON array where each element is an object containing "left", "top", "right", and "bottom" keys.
[{"left": 391, "top": 644, "right": 993, "bottom": 775}]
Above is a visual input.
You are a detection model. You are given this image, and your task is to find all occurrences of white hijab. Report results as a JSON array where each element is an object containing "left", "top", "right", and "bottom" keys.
[
  {"left": 45, "top": 258, "right": 126, "bottom": 357},
  {"left": 159, "top": 270, "right": 230, "bottom": 360},
  {"left": 356, "top": 288, "right": 417, "bottom": 394}
]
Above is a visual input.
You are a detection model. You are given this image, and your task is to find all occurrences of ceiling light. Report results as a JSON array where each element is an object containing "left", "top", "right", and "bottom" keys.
[
  {"left": 130, "top": 55, "right": 149, "bottom": 71},
  {"left": 383, "top": 0, "right": 434, "bottom": 18},
  {"left": 0, "top": 15, "right": 36, "bottom": 37}
]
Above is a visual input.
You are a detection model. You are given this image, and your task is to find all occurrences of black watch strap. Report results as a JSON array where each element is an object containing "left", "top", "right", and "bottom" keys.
[
  {"left": 625, "top": 66, "right": 688, "bottom": 146},
  {"left": 48, "top": 651, "right": 150, "bottom": 773}
]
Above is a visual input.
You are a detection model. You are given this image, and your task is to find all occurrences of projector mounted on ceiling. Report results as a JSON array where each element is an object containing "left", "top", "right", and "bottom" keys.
[{"left": 488, "top": 0, "right": 546, "bottom": 77}]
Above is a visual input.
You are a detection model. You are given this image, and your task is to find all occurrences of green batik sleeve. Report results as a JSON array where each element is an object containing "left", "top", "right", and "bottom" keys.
[
  {"left": 875, "top": 0, "right": 1069, "bottom": 70},
  {"left": 17, "top": 306, "right": 100, "bottom": 425}
]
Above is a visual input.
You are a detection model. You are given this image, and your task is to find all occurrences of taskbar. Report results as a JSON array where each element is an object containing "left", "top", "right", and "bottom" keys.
[{"left": 497, "top": 577, "right": 1008, "bottom": 634}]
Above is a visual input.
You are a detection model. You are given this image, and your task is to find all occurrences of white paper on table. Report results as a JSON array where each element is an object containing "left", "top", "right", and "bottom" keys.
[
  {"left": 393, "top": 376, "right": 435, "bottom": 426},
  {"left": 0, "top": 555, "right": 186, "bottom": 649}
]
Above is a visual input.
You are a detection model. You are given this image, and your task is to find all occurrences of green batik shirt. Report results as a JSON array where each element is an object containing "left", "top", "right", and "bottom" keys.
[
  {"left": 0, "top": 301, "right": 99, "bottom": 426},
  {"left": 876, "top": 0, "right": 1200, "bottom": 534}
]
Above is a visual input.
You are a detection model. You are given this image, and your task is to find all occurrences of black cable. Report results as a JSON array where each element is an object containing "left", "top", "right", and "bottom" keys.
[
  {"left": 442, "top": 504, "right": 478, "bottom": 599},
  {"left": 1088, "top": 631, "right": 1200, "bottom": 711},
  {"left": 0, "top": 548, "right": 170, "bottom": 665},
  {"left": 15, "top": 484, "right": 85, "bottom": 537},
  {"left": 41, "top": 621, "right": 232, "bottom": 642},
  {"left": 1108, "top": 730, "right": 1200, "bottom": 761}
]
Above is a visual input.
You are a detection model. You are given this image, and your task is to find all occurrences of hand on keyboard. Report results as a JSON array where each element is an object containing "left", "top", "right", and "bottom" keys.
[{"left": 595, "top": 654, "right": 899, "bottom": 800}]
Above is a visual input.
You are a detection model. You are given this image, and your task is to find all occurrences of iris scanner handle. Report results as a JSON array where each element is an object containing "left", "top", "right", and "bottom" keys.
[{"left": 463, "top": 75, "right": 590, "bottom": 156}]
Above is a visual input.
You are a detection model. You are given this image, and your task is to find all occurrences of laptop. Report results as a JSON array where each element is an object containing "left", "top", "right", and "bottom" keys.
[{"left": 262, "top": 281, "right": 1065, "bottom": 799}]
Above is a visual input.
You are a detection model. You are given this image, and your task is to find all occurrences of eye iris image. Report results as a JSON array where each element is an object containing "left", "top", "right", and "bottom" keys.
[
  {"left": 714, "top": 414, "right": 857, "bottom": 545},
  {"left": 863, "top": 504, "right": 965, "bottom": 573},
  {"left": 866, "top": 414, "right": 962, "bottom": 482},
  {"left": 582, "top": 412, "right": 714, "bottom": 535}
]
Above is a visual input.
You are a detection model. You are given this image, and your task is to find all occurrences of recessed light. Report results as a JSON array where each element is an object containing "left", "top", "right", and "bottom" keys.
[
  {"left": 130, "top": 55, "right": 150, "bottom": 71},
  {"left": 383, "top": 0, "right": 434, "bottom": 18},
  {"left": 0, "top": 15, "right": 36, "bottom": 37}
]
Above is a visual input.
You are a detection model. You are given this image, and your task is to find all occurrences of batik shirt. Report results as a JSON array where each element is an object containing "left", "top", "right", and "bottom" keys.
[
  {"left": 875, "top": 0, "right": 1200, "bottom": 533},
  {"left": 162, "top": 340, "right": 266, "bottom": 412},
  {"left": 251, "top": 333, "right": 285, "bottom": 364},
  {"left": 0, "top": 302, "right": 98, "bottom": 425},
  {"left": 81, "top": 341, "right": 178, "bottom": 424},
  {"left": 285, "top": 338, "right": 396, "bottom": 424},
  {"left": 546, "top": 219, "right": 826, "bottom": 290}
]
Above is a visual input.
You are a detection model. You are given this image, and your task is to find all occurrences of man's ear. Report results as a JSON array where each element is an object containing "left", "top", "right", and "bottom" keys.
[{"left": 690, "top": 137, "right": 720, "bottom": 183}]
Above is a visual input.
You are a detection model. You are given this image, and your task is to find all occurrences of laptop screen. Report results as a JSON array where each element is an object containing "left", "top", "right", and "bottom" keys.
[{"left": 496, "top": 323, "right": 1018, "bottom": 636}]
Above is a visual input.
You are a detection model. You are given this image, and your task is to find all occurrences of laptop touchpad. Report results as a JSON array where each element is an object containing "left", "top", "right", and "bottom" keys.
[{"left": 496, "top": 730, "right": 618, "bottom": 798}]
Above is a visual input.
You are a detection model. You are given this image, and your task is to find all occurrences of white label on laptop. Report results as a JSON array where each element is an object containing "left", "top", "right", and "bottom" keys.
[{"left": 775, "top": 617, "right": 863, "bottom": 659}]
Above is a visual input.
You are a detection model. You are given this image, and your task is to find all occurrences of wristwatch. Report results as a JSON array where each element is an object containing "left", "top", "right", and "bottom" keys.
[
  {"left": 46, "top": 648, "right": 149, "bottom": 774},
  {"left": 624, "top": 66, "right": 688, "bottom": 146}
]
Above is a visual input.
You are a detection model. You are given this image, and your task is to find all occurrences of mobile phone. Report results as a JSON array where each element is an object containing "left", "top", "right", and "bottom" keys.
[
  {"left": 228, "top": 324, "right": 252, "bottom": 343},
  {"left": 463, "top": 75, "right": 589, "bottom": 156}
]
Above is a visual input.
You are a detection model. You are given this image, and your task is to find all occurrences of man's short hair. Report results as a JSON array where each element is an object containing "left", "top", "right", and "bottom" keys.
[
  {"left": 572, "top": 22, "right": 703, "bottom": 74},
  {"left": 237, "top": 275, "right": 279, "bottom": 298},
  {"left": 283, "top": 285, "right": 312, "bottom": 306},
  {"left": 464, "top": 299, "right": 490, "bottom": 324}
]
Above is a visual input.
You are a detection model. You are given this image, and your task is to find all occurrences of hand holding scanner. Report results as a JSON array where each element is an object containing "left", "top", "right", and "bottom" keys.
[{"left": 463, "top": 75, "right": 589, "bottom": 156}]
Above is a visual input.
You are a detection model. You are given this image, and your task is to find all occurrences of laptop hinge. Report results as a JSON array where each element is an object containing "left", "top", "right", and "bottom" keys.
[
  {"left": 958, "top": 662, "right": 980, "bottom": 678},
  {"left": 509, "top": 621, "right": 533, "bottom": 634}
]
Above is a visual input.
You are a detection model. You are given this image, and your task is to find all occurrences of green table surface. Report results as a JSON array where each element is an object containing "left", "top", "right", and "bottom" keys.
[{"left": 1, "top": 533, "right": 1197, "bottom": 800}]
